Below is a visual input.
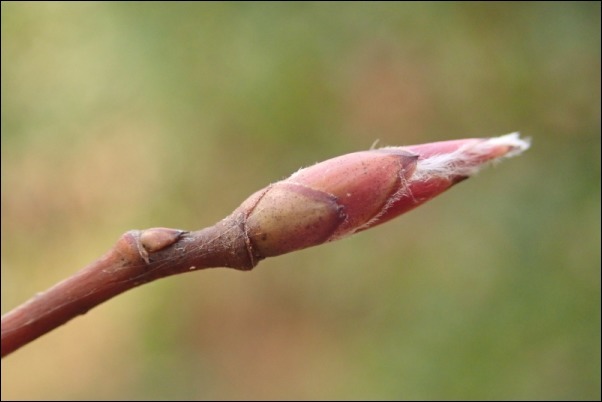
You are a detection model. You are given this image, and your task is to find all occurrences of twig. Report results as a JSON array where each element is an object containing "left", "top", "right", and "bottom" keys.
[
  {"left": 1, "top": 133, "right": 530, "bottom": 358},
  {"left": 1, "top": 221, "right": 254, "bottom": 357}
]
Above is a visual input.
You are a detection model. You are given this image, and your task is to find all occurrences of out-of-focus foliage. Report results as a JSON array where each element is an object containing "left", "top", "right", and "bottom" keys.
[{"left": 1, "top": 2, "right": 599, "bottom": 400}]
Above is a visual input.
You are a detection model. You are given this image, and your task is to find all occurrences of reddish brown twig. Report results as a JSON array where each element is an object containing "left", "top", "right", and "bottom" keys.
[
  {"left": 1, "top": 220, "right": 255, "bottom": 357},
  {"left": 1, "top": 133, "right": 529, "bottom": 358}
]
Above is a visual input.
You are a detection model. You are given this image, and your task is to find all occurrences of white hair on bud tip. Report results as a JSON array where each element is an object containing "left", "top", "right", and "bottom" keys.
[
  {"left": 485, "top": 132, "right": 531, "bottom": 157},
  {"left": 412, "top": 132, "right": 530, "bottom": 181}
]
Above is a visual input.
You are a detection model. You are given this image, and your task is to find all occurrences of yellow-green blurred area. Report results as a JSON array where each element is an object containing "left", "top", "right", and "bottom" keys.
[{"left": 1, "top": 2, "right": 600, "bottom": 400}]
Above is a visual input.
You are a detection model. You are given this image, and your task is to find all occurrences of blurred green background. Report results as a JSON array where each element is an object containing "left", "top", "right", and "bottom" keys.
[{"left": 1, "top": 2, "right": 600, "bottom": 400}]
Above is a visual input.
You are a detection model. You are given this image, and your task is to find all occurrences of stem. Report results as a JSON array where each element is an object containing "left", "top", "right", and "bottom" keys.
[{"left": 1, "top": 215, "right": 255, "bottom": 358}]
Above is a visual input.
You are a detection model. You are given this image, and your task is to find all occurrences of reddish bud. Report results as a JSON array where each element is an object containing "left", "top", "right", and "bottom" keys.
[{"left": 234, "top": 133, "right": 529, "bottom": 260}]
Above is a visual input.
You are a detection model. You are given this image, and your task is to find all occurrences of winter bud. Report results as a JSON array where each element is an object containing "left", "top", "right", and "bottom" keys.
[{"left": 233, "top": 133, "right": 529, "bottom": 261}]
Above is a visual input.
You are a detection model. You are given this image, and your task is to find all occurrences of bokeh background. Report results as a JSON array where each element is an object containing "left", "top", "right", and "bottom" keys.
[{"left": 2, "top": 2, "right": 600, "bottom": 400}]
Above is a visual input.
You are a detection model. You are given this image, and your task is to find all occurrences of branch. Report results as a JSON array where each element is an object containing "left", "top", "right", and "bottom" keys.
[{"left": 1, "top": 133, "right": 530, "bottom": 358}]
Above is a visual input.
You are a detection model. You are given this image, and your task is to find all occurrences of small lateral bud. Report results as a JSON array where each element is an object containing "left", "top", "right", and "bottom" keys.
[
  {"left": 233, "top": 132, "right": 529, "bottom": 260},
  {"left": 140, "top": 228, "right": 184, "bottom": 253},
  {"left": 138, "top": 228, "right": 185, "bottom": 263}
]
